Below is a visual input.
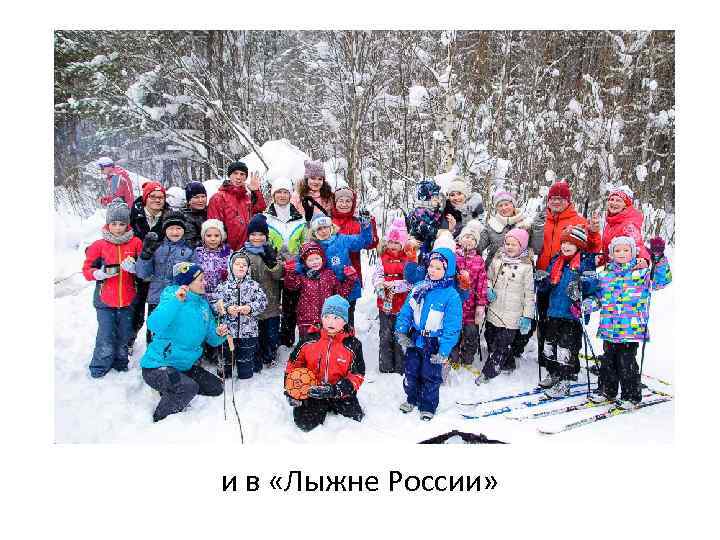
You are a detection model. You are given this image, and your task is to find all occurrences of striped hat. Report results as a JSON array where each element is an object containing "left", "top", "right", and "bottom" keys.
[{"left": 560, "top": 224, "right": 588, "bottom": 250}]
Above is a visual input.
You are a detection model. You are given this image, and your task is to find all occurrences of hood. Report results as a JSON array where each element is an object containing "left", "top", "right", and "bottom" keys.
[{"left": 430, "top": 246, "right": 457, "bottom": 278}]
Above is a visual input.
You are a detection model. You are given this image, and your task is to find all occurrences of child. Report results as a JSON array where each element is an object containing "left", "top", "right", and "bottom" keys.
[
  {"left": 82, "top": 199, "right": 143, "bottom": 378},
  {"left": 583, "top": 236, "right": 671, "bottom": 409},
  {"left": 291, "top": 160, "right": 335, "bottom": 220},
  {"left": 284, "top": 295, "right": 365, "bottom": 432},
  {"left": 535, "top": 224, "right": 596, "bottom": 397},
  {"left": 406, "top": 179, "right": 445, "bottom": 269},
  {"left": 215, "top": 251, "right": 268, "bottom": 379},
  {"left": 371, "top": 217, "right": 412, "bottom": 374},
  {"left": 136, "top": 211, "right": 194, "bottom": 344},
  {"left": 441, "top": 177, "right": 485, "bottom": 237},
  {"left": 450, "top": 220, "right": 488, "bottom": 366},
  {"left": 475, "top": 228, "right": 535, "bottom": 384},
  {"left": 243, "top": 214, "right": 285, "bottom": 369},
  {"left": 395, "top": 247, "right": 463, "bottom": 421},
  {"left": 284, "top": 241, "right": 357, "bottom": 337}
]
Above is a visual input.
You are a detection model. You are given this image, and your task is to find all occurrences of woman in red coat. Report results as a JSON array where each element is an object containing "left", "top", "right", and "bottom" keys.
[{"left": 599, "top": 186, "right": 650, "bottom": 267}]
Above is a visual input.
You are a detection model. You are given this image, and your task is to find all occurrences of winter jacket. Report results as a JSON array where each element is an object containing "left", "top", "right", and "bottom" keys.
[
  {"left": 245, "top": 247, "right": 284, "bottom": 320},
  {"left": 407, "top": 206, "right": 443, "bottom": 255},
  {"left": 485, "top": 249, "right": 535, "bottom": 330},
  {"left": 372, "top": 249, "right": 411, "bottom": 315},
  {"left": 136, "top": 238, "right": 195, "bottom": 305},
  {"left": 207, "top": 182, "right": 267, "bottom": 250},
  {"left": 477, "top": 209, "right": 545, "bottom": 269},
  {"left": 100, "top": 166, "right": 134, "bottom": 207},
  {"left": 265, "top": 203, "right": 307, "bottom": 256},
  {"left": 286, "top": 327, "right": 365, "bottom": 398},
  {"left": 284, "top": 260, "right": 357, "bottom": 330},
  {"left": 129, "top": 196, "right": 167, "bottom": 241},
  {"left": 82, "top": 228, "right": 143, "bottom": 308},
  {"left": 215, "top": 272, "right": 268, "bottom": 339},
  {"left": 192, "top": 244, "right": 231, "bottom": 306},
  {"left": 140, "top": 285, "right": 226, "bottom": 372},
  {"left": 600, "top": 206, "right": 651, "bottom": 266},
  {"left": 440, "top": 193, "right": 485, "bottom": 237},
  {"left": 454, "top": 247, "right": 488, "bottom": 325},
  {"left": 584, "top": 256, "right": 671, "bottom": 343},
  {"left": 538, "top": 252, "right": 597, "bottom": 321},
  {"left": 395, "top": 247, "right": 463, "bottom": 357},
  {"left": 332, "top": 191, "right": 379, "bottom": 287},
  {"left": 537, "top": 204, "right": 601, "bottom": 271},
  {"left": 181, "top": 206, "right": 207, "bottom": 249}
]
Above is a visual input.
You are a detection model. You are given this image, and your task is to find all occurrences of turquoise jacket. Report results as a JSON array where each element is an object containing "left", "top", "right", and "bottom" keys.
[{"left": 140, "top": 285, "right": 226, "bottom": 371}]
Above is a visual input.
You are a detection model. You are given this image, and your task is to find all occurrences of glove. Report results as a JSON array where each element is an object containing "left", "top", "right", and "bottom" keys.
[
  {"left": 456, "top": 270, "right": 471, "bottom": 290},
  {"left": 580, "top": 270, "right": 598, "bottom": 282},
  {"left": 566, "top": 280, "right": 581, "bottom": 302},
  {"left": 260, "top": 244, "right": 278, "bottom": 267},
  {"left": 430, "top": 353, "right": 448, "bottom": 365},
  {"left": 140, "top": 232, "right": 161, "bottom": 260},
  {"left": 279, "top": 245, "right": 293, "bottom": 262},
  {"left": 343, "top": 266, "right": 357, "bottom": 280},
  {"left": 285, "top": 393, "right": 302, "bottom": 408},
  {"left": 308, "top": 384, "right": 336, "bottom": 400},
  {"left": 518, "top": 317, "right": 532, "bottom": 335},
  {"left": 358, "top": 209, "right": 372, "bottom": 227},
  {"left": 301, "top": 197, "right": 315, "bottom": 222},
  {"left": 648, "top": 236, "right": 665, "bottom": 262},
  {"left": 582, "top": 298, "right": 595, "bottom": 314},
  {"left": 487, "top": 287, "right": 497, "bottom": 303},
  {"left": 396, "top": 332, "right": 413, "bottom": 353},
  {"left": 92, "top": 268, "right": 112, "bottom": 280},
  {"left": 306, "top": 269, "right": 320, "bottom": 280},
  {"left": 474, "top": 305, "right": 486, "bottom": 326},
  {"left": 120, "top": 258, "right": 136, "bottom": 274},
  {"left": 534, "top": 269, "right": 549, "bottom": 282}
]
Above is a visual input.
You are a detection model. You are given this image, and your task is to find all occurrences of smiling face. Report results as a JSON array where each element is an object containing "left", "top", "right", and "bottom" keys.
[
  {"left": 188, "top": 193, "right": 207, "bottom": 210},
  {"left": 612, "top": 243, "right": 634, "bottom": 264},
  {"left": 427, "top": 259, "right": 446, "bottom": 281},
  {"left": 305, "top": 253, "right": 323, "bottom": 271},
  {"left": 248, "top": 232, "right": 266, "bottom": 247},
  {"left": 560, "top": 241, "right": 578, "bottom": 257},
  {"left": 448, "top": 191, "right": 466, "bottom": 206},
  {"left": 229, "top": 170, "right": 247, "bottom": 187},
  {"left": 548, "top": 196, "right": 570, "bottom": 214},
  {"left": 385, "top": 240, "right": 402, "bottom": 253},
  {"left": 108, "top": 221, "right": 128, "bottom": 236},
  {"left": 496, "top": 200, "right": 515, "bottom": 218},
  {"left": 322, "top": 313, "right": 345, "bottom": 335},
  {"left": 188, "top": 272, "right": 206, "bottom": 294},
  {"left": 607, "top": 194, "right": 627, "bottom": 215},
  {"left": 504, "top": 236, "right": 522, "bottom": 257},
  {"left": 306, "top": 176, "right": 325, "bottom": 192},
  {"left": 232, "top": 257, "right": 249, "bottom": 279},
  {"left": 203, "top": 228, "right": 222, "bottom": 250},
  {"left": 335, "top": 195, "right": 353, "bottom": 213},
  {"left": 165, "top": 225, "right": 185, "bottom": 242},
  {"left": 459, "top": 234, "right": 477, "bottom": 250},
  {"left": 273, "top": 189, "right": 291, "bottom": 206}
]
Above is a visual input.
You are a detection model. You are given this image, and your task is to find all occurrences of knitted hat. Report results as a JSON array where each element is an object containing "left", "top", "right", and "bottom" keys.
[
  {"left": 247, "top": 213, "right": 269, "bottom": 237},
  {"left": 548, "top": 181, "right": 571, "bottom": 201},
  {"left": 560, "top": 224, "right": 588, "bottom": 250},
  {"left": 299, "top": 241, "right": 325, "bottom": 264},
  {"left": 445, "top": 178, "right": 471, "bottom": 198},
  {"left": 608, "top": 185, "right": 634, "bottom": 208},
  {"left": 227, "top": 161, "right": 248, "bottom": 177},
  {"left": 304, "top": 159, "right": 325, "bottom": 178},
  {"left": 201, "top": 219, "right": 227, "bottom": 242},
  {"left": 458, "top": 220, "right": 482, "bottom": 245},
  {"left": 172, "top": 262, "right": 203, "bottom": 287},
  {"left": 321, "top": 295, "right": 350, "bottom": 323},
  {"left": 142, "top": 181, "right": 166, "bottom": 206},
  {"left": 492, "top": 190, "right": 517, "bottom": 209},
  {"left": 162, "top": 211, "right": 186, "bottom": 234},
  {"left": 271, "top": 178, "right": 293, "bottom": 196},
  {"left": 310, "top": 214, "right": 333, "bottom": 233},
  {"left": 433, "top": 229, "right": 457, "bottom": 252},
  {"left": 386, "top": 216, "right": 409, "bottom": 245},
  {"left": 505, "top": 228, "right": 529, "bottom": 251},
  {"left": 106, "top": 198, "right": 131, "bottom": 225},
  {"left": 185, "top": 181, "right": 206, "bottom": 201},
  {"left": 98, "top": 156, "right": 114, "bottom": 168},
  {"left": 417, "top": 179, "right": 441, "bottom": 201},
  {"left": 333, "top": 186, "right": 355, "bottom": 202},
  {"left": 166, "top": 186, "right": 186, "bottom": 210},
  {"left": 608, "top": 236, "right": 637, "bottom": 260}
]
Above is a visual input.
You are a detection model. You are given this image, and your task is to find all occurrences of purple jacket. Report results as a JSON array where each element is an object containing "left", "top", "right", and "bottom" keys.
[
  {"left": 454, "top": 248, "right": 488, "bottom": 325},
  {"left": 193, "top": 244, "right": 231, "bottom": 306}
]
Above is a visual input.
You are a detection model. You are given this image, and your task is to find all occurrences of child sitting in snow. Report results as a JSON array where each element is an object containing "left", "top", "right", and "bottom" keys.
[
  {"left": 582, "top": 236, "right": 671, "bottom": 409},
  {"left": 82, "top": 199, "right": 143, "bottom": 378},
  {"left": 395, "top": 247, "right": 463, "bottom": 421},
  {"left": 475, "top": 228, "right": 535, "bottom": 384},
  {"left": 371, "top": 217, "right": 413, "bottom": 374}
]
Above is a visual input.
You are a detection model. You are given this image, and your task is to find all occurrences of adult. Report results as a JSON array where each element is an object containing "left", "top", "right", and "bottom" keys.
[
  {"left": 98, "top": 156, "right": 134, "bottom": 207},
  {"left": 599, "top": 185, "right": 650, "bottom": 268},
  {"left": 264, "top": 178, "right": 307, "bottom": 347},
  {"left": 181, "top": 181, "right": 208, "bottom": 249},
  {"left": 440, "top": 177, "right": 484, "bottom": 237},
  {"left": 207, "top": 161, "right": 266, "bottom": 250},
  {"left": 139, "top": 263, "right": 228, "bottom": 422},
  {"left": 291, "top": 160, "right": 334, "bottom": 221}
]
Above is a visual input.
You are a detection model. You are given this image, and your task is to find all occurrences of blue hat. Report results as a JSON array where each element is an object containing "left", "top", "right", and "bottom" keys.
[
  {"left": 321, "top": 295, "right": 350, "bottom": 323},
  {"left": 185, "top": 181, "right": 206, "bottom": 201},
  {"left": 417, "top": 179, "right": 441, "bottom": 201},
  {"left": 429, "top": 247, "right": 457, "bottom": 278},
  {"left": 247, "top": 213, "right": 269, "bottom": 237},
  {"left": 172, "top": 262, "right": 203, "bottom": 286}
]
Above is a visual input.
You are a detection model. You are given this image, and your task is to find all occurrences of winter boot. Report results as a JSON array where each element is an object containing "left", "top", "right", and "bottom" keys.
[
  {"left": 399, "top": 402, "right": 415, "bottom": 414},
  {"left": 539, "top": 373, "right": 560, "bottom": 389},
  {"left": 544, "top": 379, "right": 571, "bottom": 398},
  {"left": 419, "top": 411, "right": 434, "bottom": 421},
  {"left": 587, "top": 390, "right": 611, "bottom": 404},
  {"left": 616, "top": 398, "right": 641, "bottom": 411}
]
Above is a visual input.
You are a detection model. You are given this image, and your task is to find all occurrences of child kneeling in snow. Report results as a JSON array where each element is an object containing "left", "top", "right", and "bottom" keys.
[
  {"left": 582, "top": 236, "right": 671, "bottom": 409},
  {"left": 82, "top": 199, "right": 143, "bottom": 377},
  {"left": 395, "top": 247, "right": 463, "bottom": 421},
  {"left": 140, "top": 263, "right": 228, "bottom": 422},
  {"left": 284, "top": 295, "right": 365, "bottom": 432}
]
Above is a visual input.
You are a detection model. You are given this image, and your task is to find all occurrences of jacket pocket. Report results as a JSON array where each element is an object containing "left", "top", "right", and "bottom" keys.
[{"left": 425, "top": 308, "right": 445, "bottom": 332}]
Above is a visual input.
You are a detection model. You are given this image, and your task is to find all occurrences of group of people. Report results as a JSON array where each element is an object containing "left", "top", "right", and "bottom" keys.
[{"left": 82, "top": 156, "right": 671, "bottom": 431}]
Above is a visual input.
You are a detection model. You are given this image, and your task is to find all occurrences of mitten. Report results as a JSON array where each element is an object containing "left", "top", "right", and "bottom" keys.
[
  {"left": 260, "top": 244, "right": 278, "bottom": 267},
  {"left": 343, "top": 266, "right": 357, "bottom": 279},
  {"left": 92, "top": 268, "right": 111, "bottom": 280},
  {"left": 534, "top": 269, "right": 549, "bottom": 282},
  {"left": 285, "top": 393, "right": 302, "bottom": 407},
  {"left": 518, "top": 317, "right": 532, "bottom": 335},
  {"left": 648, "top": 237, "right": 665, "bottom": 263},
  {"left": 140, "top": 232, "right": 161, "bottom": 260},
  {"left": 120, "top": 259, "right": 136, "bottom": 274},
  {"left": 396, "top": 333, "right": 413, "bottom": 353},
  {"left": 308, "top": 384, "right": 337, "bottom": 400},
  {"left": 284, "top": 259, "right": 296, "bottom": 274},
  {"left": 487, "top": 287, "right": 497, "bottom": 303},
  {"left": 456, "top": 269, "right": 471, "bottom": 290},
  {"left": 430, "top": 353, "right": 448, "bottom": 365},
  {"left": 358, "top": 209, "right": 372, "bottom": 227}
]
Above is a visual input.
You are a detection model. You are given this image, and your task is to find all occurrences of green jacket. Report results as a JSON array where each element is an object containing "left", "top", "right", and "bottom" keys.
[{"left": 265, "top": 203, "right": 307, "bottom": 256}]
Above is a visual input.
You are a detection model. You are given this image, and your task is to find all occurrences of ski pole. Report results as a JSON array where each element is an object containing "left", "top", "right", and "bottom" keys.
[{"left": 639, "top": 257, "right": 658, "bottom": 381}]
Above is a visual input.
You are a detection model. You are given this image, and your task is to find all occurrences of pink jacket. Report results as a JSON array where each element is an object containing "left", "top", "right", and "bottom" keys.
[{"left": 454, "top": 248, "right": 488, "bottom": 325}]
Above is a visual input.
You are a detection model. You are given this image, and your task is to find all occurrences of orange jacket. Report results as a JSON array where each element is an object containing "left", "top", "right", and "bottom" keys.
[
  {"left": 82, "top": 231, "right": 143, "bottom": 307},
  {"left": 285, "top": 327, "right": 365, "bottom": 398},
  {"left": 537, "top": 204, "right": 601, "bottom": 271}
]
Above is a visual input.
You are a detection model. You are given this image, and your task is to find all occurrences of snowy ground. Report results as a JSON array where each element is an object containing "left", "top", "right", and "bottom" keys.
[{"left": 55, "top": 207, "right": 674, "bottom": 444}]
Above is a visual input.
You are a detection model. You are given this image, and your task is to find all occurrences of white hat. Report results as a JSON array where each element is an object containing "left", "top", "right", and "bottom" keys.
[
  {"left": 445, "top": 177, "right": 471, "bottom": 198},
  {"left": 271, "top": 178, "right": 294, "bottom": 196},
  {"left": 166, "top": 186, "right": 187, "bottom": 210},
  {"left": 201, "top": 219, "right": 227, "bottom": 242},
  {"left": 98, "top": 156, "right": 114, "bottom": 168},
  {"left": 459, "top": 220, "right": 483, "bottom": 244},
  {"left": 433, "top": 229, "right": 457, "bottom": 251}
]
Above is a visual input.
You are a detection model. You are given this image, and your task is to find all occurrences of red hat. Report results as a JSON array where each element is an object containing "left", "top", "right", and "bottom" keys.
[
  {"left": 142, "top": 181, "right": 166, "bottom": 205},
  {"left": 608, "top": 186, "right": 633, "bottom": 208},
  {"left": 299, "top": 241, "right": 325, "bottom": 264},
  {"left": 548, "top": 181, "right": 571, "bottom": 201}
]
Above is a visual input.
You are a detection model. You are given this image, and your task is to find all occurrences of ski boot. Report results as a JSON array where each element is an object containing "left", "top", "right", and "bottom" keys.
[
  {"left": 544, "top": 379, "right": 571, "bottom": 398},
  {"left": 539, "top": 373, "right": 560, "bottom": 389}
]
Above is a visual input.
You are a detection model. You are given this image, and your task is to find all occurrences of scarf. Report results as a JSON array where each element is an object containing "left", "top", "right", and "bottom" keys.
[
  {"left": 487, "top": 211, "right": 527, "bottom": 233},
  {"left": 550, "top": 252, "right": 581, "bottom": 285},
  {"left": 501, "top": 248, "right": 529, "bottom": 265},
  {"left": 243, "top": 242, "right": 265, "bottom": 255},
  {"left": 102, "top": 228, "right": 134, "bottom": 245},
  {"left": 411, "top": 275, "right": 455, "bottom": 304},
  {"left": 273, "top": 203, "right": 291, "bottom": 222}
]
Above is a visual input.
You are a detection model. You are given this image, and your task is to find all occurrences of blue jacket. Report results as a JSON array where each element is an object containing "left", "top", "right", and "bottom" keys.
[
  {"left": 403, "top": 259, "right": 470, "bottom": 303},
  {"left": 537, "top": 252, "right": 596, "bottom": 320},
  {"left": 395, "top": 247, "right": 463, "bottom": 357},
  {"left": 140, "top": 285, "right": 226, "bottom": 371},
  {"left": 136, "top": 238, "right": 195, "bottom": 305}
]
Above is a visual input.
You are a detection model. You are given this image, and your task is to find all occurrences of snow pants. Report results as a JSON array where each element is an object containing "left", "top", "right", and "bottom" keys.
[
  {"left": 543, "top": 317, "right": 583, "bottom": 380},
  {"left": 599, "top": 341, "right": 641, "bottom": 402},
  {"left": 378, "top": 311, "right": 404, "bottom": 374},
  {"left": 482, "top": 322, "right": 518, "bottom": 379},
  {"left": 90, "top": 302, "right": 133, "bottom": 378},
  {"left": 258, "top": 316, "right": 280, "bottom": 367},
  {"left": 293, "top": 396, "right": 364, "bottom": 432},
  {"left": 403, "top": 338, "right": 443, "bottom": 414},
  {"left": 450, "top": 324, "right": 479, "bottom": 366},
  {"left": 142, "top": 364, "right": 223, "bottom": 422},
  {"left": 220, "top": 337, "right": 258, "bottom": 379},
  {"left": 280, "top": 286, "right": 300, "bottom": 348}
]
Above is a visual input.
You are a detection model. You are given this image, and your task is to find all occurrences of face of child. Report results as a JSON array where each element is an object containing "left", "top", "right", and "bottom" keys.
[
  {"left": 612, "top": 243, "right": 634, "bottom": 264},
  {"left": 321, "top": 314, "right": 345, "bottom": 335},
  {"left": 189, "top": 194, "right": 207, "bottom": 210},
  {"left": 427, "top": 259, "right": 446, "bottom": 281},
  {"left": 273, "top": 189, "right": 291, "bottom": 206},
  {"left": 430, "top": 195, "right": 442, "bottom": 208},
  {"left": 496, "top": 200, "right": 515, "bottom": 218},
  {"left": 459, "top": 234, "right": 477, "bottom": 250},
  {"left": 448, "top": 191, "right": 466, "bottom": 206},
  {"left": 504, "top": 236, "right": 522, "bottom": 257},
  {"left": 307, "top": 176, "right": 324, "bottom": 192},
  {"left": 229, "top": 170, "right": 247, "bottom": 187},
  {"left": 188, "top": 273, "right": 206, "bottom": 294},
  {"left": 386, "top": 240, "right": 402, "bottom": 253},
  {"left": 248, "top": 232, "right": 266, "bottom": 247},
  {"left": 305, "top": 254, "right": 323, "bottom": 271},
  {"left": 165, "top": 225, "right": 185, "bottom": 242},
  {"left": 335, "top": 196, "right": 353, "bottom": 213},
  {"left": 108, "top": 221, "right": 128, "bottom": 236},
  {"left": 232, "top": 258, "right": 249, "bottom": 279},
  {"left": 204, "top": 229, "right": 222, "bottom": 249},
  {"left": 315, "top": 226, "right": 332, "bottom": 241},
  {"left": 607, "top": 194, "right": 627, "bottom": 215},
  {"left": 560, "top": 241, "right": 578, "bottom": 257}
]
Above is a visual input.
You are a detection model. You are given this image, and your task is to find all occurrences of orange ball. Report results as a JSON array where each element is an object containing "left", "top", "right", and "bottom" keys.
[{"left": 285, "top": 367, "right": 317, "bottom": 400}]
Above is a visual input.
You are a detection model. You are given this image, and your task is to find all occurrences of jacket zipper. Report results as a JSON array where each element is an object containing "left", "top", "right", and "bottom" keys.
[
  {"left": 324, "top": 338, "right": 333, "bottom": 383},
  {"left": 117, "top": 245, "right": 123, "bottom": 305}
]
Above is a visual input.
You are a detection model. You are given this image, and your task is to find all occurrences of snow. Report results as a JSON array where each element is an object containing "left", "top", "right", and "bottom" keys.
[
  {"left": 636, "top": 164, "right": 648, "bottom": 183},
  {"left": 567, "top": 98, "right": 582, "bottom": 116},
  {"left": 237, "top": 139, "right": 310, "bottom": 189},
  {"left": 545, "top": 169, "right": 556, "bottom": 183},
  {"left": 408, "top": 85, "right": 428, "bottom": 108}
]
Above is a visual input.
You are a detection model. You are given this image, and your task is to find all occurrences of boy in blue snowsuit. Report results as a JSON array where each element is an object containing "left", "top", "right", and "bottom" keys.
[{"left": 395, "top": 247, "right": 463, "bottom": 421}]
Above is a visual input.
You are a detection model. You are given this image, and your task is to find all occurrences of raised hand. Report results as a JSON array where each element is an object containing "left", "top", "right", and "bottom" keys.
[{"left": 247, "top": 171, "right": 262, "bottom": 192}]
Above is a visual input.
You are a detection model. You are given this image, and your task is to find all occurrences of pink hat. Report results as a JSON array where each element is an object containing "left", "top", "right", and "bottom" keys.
[
  {"left": 386, "top": 217, "right": 409, "bottom": 245},
  {"left": 505, "top": 228, "right": 529, "bottom": 251}
]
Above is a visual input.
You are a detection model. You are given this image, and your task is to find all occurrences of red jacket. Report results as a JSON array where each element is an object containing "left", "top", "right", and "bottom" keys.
[
  {"left": 100, "top": 166, "right": 134, "bottom": 207},
  {"left": 207, "top": 182, "right": 267, "bottom": 250},
  {"left": 286, "top": 327, "right": 365, "bottom": 398},
  {"left": 331, "top": 191, "right": 379, "bottom": 283},
  {"left": 375, "top": 250, "right": 409, "bottom": 314},
  {"left": 537, "top": 204, "right": 601, "bottom": 271},
  {"left": 599, "top": 206, "right": 650, "bottom": 265},
  {"left": 82, "top": 230, "right": 143, "bottom": 307}
]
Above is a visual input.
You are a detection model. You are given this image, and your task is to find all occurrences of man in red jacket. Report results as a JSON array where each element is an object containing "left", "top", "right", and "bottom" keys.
[
  {"left": 98, "top": 157, "right": 135, "bottom": 207},
  {"left": 284, "top": 295, "right": 365, "bottom": 432},
  {"left": 207, "top": 161, "right": 267, "bottom": 250}
]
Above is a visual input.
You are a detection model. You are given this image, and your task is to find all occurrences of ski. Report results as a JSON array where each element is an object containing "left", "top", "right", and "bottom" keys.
[
  {"left": 459, "top": 389, "right": 591, "bottom": 419},
  {"left": 579, "top": 353, "right": 672, "bottom": 386},
  {"left": 456, "top": 381, "right": 589, "bottom": 407},
  {"left": 537, "top": 396, "right": 673, "bottom": 435}
]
